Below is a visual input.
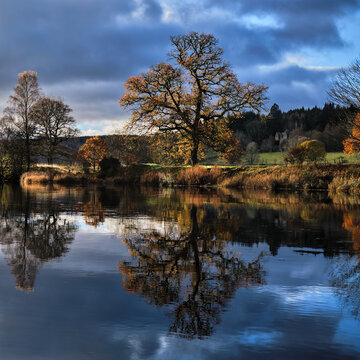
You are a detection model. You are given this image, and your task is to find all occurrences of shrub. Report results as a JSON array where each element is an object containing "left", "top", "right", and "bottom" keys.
[
  {"left": 222, "top": 139, "right": 244, "bottom": 164},
  {"left": 284, "top": 144, "right": 306, "bottom": 164},
  {"left": 244, "top": 142, "right": 259, "bottom": 165},
  {"left": 300, "top": 140, "right": 326, "bottom": 162},
  {"left": 100, "top": 157, "right": 121, "bottom": 177},
  {"left": 285, "top": 140, "right": 326, "bottom": 164}
]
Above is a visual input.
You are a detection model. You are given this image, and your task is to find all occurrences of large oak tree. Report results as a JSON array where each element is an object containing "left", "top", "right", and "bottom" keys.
[{"left": 119, "top": 32, "right": 268, "bottom": 165}]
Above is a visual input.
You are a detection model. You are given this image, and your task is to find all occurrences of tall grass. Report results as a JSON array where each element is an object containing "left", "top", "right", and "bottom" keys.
[
  {"left": 177, "top": 165, "right": 224, "bottom": 185},
  {"left": 140, "top": 172, "right": 175, "bottom": 186},
  {"left": 20, "top": 171, "right": 50, "bottom": 185},
  {"left": 21, "top": 170, "right": 86, "bottom": 185},
  {"left": 221, "top": 164, "right": 360, "bottom": 192}
]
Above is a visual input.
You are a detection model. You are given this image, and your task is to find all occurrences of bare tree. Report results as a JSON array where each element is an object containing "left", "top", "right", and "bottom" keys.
[
  {"left": 2, "top": 71, "right": 40, "bottom": 171},
  {"left": 329, "top": 59, "right": 360, "bottom": 109},
  {"left": 31, "top": 97, "right": 77, "bottom": 164}
]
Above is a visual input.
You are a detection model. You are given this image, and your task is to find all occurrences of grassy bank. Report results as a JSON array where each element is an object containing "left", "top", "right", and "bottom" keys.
[
  {"left": 140, "top": 163, "right": 360, "bottom": 194},
  {"left": 20, "top": 164, "right": 224, "bottom": 187},
  {"left": 20, "top": 162, "right": 360, "bottom": 194},
  {"left": 221, "top": 164, "right": 360, "bottom": 192}
]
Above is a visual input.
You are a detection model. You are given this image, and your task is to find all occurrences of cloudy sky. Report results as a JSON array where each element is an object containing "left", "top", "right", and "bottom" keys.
[{"left": 0, "top": 0, "right": 360, "bottom": 135}]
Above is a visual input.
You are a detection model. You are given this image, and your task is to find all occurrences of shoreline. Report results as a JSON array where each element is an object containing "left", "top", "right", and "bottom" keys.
[{"left": 17, "top": 163, "right": 360, "bottom": 195}]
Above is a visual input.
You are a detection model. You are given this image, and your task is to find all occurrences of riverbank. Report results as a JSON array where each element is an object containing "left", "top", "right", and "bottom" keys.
[
  {"left": 222, "top": 164, "right": 360, "bottom": 194},
  {"left": 20, "top": 163, "right": 360, "bottom": 194},
  {"left": 20, "top": 164, "right": 223, "bottom": 187}
]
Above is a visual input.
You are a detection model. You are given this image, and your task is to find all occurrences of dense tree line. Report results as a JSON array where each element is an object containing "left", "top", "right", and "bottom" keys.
[{"left": 228, "top": 103, "right": 356, "bottom": 153}]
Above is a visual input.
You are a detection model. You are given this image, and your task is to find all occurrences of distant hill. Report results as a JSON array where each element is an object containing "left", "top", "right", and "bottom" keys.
[{"left": 62, "top": 135, "right": 109, "bottom": 151}]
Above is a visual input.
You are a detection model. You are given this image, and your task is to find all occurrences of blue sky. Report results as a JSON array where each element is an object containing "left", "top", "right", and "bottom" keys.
[{"left": 0, "top": 0, "right": 360, "bottom": 135}]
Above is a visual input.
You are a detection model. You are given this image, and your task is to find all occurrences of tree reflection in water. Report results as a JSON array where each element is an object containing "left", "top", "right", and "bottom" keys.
[
  {"left": 118, "top": 203, "right": 266, "bottom": 338},
  {"left": 332, "top": 211, "right": 360, "bottom": 317},
  {"left": 342, "top": 211, "right": 360, "bottom": 256},
  {"left": 0, "top": 185, "right": 77, "bottom": 291},
  {"left": 330, "top": 255, "right": 360, "bottom": 318},
  {"left": 82, "top": 192, "right": 105, "bottom": 228}
]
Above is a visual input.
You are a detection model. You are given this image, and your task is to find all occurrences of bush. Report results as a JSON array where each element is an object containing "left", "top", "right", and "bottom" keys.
[
  {"left": 222, "top": 142, "right": 244, "bottom": 164},
  {"left": 300, "top": 140, "right": 326, "bottom": 162},
  {"left": 0, "top": 140, "right": 26, "bottom": 182},
  {"left": 99, "top": 157, "right": 121, "bottom": 177},
  {"left": 284, "top": 144, "right": 306, "bottom": 164},
  {"left": 285, "top": 140, "right": 326, "bottom": 164},
  {"left": 244, "top": 142, "right": 259, "bottom": 165}
]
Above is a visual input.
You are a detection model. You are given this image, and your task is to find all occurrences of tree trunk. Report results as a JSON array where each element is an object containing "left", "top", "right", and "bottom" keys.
[
  {"left": 25, "top": 136, "right": 31, "bottom": 171},
  {"left": 47, "top": 143, "right": 54, "bottom": 165},
  {"left": 191, "top": 140, "right": 199, "bottom": 166},
  {"left": 190, "top": 205, "right": 201, "bottom": 286},
  {"left": 47, "top": 153, "right": 53, "bottom": 166}
]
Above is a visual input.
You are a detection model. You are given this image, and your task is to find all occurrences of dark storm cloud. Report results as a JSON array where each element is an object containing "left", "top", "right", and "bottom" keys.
[
  {"left": 0, "top": 0, "right": 175, "bottom": 86},
  {"left": 0, "top": 0, "right": 358, "bottom": 131},
  {"left": 210, "top": 0, "right": 357, "bottom": 41},
  {"left": 185, "top": 0, "right": 359, "bottom": 63}
]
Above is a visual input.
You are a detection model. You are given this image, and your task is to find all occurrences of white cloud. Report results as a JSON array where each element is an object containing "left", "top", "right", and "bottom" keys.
[
  {"left": 259, "top": 54, "right": 339, "bottom": 73},
  {"left": 78, "top": 118, "right": 128, "bottom": 136},
  {"left": 240, "top": 13, "right": 284, "bottom": 30}
]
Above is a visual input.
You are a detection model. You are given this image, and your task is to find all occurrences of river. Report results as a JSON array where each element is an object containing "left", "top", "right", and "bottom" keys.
[{"left": 0, "top": 184, "right": 359, "bottom": 359}]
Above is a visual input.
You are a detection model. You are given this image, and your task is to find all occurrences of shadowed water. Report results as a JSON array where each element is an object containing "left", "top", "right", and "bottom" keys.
[{"left": 0, "top": 184, "right": 360, "bottom": 359}]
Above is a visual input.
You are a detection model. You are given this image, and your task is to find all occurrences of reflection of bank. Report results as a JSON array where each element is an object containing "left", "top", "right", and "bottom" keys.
[
  {"left": 0, "top": 187, "right": 77, "bottom": 291},
  {"left": 118, "top": 204, "right": 266, "bottom": 338}
]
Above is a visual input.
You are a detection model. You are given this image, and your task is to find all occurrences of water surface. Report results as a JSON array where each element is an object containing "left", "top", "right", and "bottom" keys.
[{"left": 0, "top": 184, "right": 360, "bottom": 359}]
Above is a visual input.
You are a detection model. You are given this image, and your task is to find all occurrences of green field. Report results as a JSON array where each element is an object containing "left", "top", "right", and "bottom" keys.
[{"left": 257, "top": 152, "right": 360, "bottom": 165}]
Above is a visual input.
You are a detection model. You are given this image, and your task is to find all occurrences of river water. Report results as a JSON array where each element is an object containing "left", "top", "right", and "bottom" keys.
[{"left": 0, "top": 184, "right": 359, "bottom": 359}]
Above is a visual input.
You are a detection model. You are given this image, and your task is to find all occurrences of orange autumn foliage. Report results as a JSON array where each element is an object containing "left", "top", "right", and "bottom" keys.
[
  {"left": 343, "top": 113, "right": 360, "bottom": 154},
  {"left": 150, "top": 133, "right": 205, "bottom": 165},
  {"left": 119, "top": 32, "right": 267, "bottom": 165},
  {"left": 342, "top": 212, "right": 360, "bottom": 255},
  {"left": 77, "top": 136, "right": 108, "bottom": 171}
]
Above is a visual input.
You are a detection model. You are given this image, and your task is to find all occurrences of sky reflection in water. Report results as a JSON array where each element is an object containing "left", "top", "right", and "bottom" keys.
[{"left": 0, "top": 184, "right": 360, "bottom": 359}]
